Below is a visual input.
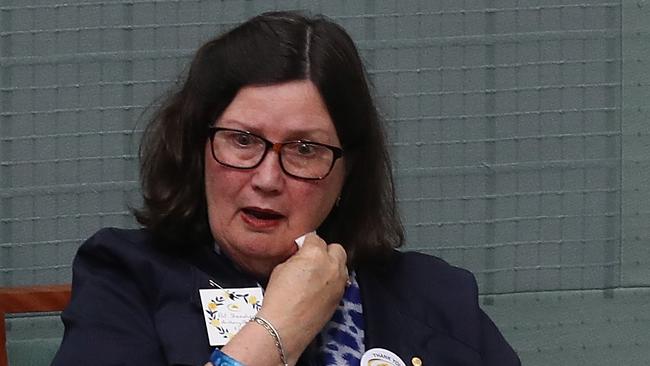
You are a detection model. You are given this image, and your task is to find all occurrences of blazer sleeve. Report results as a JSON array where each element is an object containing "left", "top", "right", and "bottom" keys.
[
  {"left": 51, "top": 228, "right": 168, "bottom": 366},
  {"left": 428, "top": 259, "right": 521, "bottom": 366},
  {"left": 479, "top": 307, "right": 521, "bottom": 365},
  {"left": 451, "top": 262, "right": 521, "bottom": 365}
]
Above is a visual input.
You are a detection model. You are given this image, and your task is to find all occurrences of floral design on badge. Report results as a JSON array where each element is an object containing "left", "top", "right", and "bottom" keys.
[{"left": 199, "top": 287, "right": 264, "bottom": 346}]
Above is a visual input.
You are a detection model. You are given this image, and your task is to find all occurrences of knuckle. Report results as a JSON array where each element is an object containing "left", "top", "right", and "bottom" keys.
[
  {"left": 328, "top": 243, "right": 347, "bottom": 258},
  {"left": 302, "top": 234, "right": 326, "bottom": 250}
]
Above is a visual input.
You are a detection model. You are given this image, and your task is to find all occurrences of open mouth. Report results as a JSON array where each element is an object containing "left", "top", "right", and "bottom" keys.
[{"left": 241, "top": 207, "right": 285, "bottom": 221}]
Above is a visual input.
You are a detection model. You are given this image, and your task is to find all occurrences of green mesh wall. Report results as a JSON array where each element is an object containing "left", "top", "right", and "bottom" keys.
[{"left": 1, "top": 1, "right": 649, "bottom": 365}]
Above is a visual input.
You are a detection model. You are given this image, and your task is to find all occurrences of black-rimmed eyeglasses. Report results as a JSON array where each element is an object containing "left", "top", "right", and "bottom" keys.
[{"left": 208, "top": 127, "right": 344, "bottom": 180}]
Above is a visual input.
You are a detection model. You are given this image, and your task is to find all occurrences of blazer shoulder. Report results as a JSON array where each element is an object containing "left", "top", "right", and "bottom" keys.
[
  {"left": 54, "top": 228, "right": 175, "bottom": 365},
  {"left": 360, "top": 251, "right": 482, "bottom": 347},
  {"left": 80, "top": 227, "right": 153, "bottom": 253},
  {"left": 77, "top": 227, "right": 172, "bottom": 266},
  {"left": 73, "top": 227, "right": 194, "bottom": 290},
  {"left": 388, "top": 250, "right": 478, "bottom": 296}
]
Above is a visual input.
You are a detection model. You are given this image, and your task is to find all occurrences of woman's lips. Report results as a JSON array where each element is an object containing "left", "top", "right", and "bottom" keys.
[{"left": 240, "top": 207, "right": 285, "bottom": 229}]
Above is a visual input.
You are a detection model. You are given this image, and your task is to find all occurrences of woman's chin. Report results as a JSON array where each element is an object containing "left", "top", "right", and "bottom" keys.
[
  {"left": 237, "top": 257, "right": 281, "bottom": 280},
  {"left": 227, "top": 245, "right": 296, "bottom": 277}
]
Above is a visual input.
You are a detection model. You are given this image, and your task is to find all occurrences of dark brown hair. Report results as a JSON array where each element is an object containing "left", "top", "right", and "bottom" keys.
[{"left": 135, "top": 11, "right": 404, "bottom": 265}]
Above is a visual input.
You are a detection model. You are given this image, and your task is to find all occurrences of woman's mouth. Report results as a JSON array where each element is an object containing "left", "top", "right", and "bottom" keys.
[{"left": 240, "top": 207, "right": 285, "bottom": 229}]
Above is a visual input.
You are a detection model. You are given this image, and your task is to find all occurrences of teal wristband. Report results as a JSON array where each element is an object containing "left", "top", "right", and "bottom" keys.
[{"left": 210, "top": 348, "right": 244, "bottom": 366}]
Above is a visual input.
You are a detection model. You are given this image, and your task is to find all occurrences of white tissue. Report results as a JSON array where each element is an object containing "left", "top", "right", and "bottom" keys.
[{"left": 294, "top": 232, "right": 314, "bottom": 248}]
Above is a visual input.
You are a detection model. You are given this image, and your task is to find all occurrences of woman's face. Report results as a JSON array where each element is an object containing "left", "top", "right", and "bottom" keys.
[{"left": 204, "top": 80, "right": 346, "bottom": 278}]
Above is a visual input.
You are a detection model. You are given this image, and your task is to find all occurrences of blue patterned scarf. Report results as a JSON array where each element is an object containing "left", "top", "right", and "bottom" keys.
[{"left": 316, "top": 271, "right": 365, "bottom": 365}]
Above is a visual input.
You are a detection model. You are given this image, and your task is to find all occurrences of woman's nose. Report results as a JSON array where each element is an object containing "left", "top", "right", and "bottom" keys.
[{"left": 250, "top": 149, "right": 285, "bottom": 193}]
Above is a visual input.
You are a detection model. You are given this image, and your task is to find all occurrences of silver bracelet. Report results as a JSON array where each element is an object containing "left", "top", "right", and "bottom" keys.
[{"left": 250, "top": 315, "right": 288, "bottom": 366}]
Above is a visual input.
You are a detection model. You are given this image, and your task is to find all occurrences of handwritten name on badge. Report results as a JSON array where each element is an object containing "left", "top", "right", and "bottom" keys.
[
  {"left": 361, "top": 348, "right": 407, "bottom": 366},
  {"left": 199, "top": 287, "right": 263, "bottom": 346}
]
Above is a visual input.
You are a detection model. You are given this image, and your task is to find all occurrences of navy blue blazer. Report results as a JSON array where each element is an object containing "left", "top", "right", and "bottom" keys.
[{"left": 51, "top": 228, "right": 520, "bottom": 366}]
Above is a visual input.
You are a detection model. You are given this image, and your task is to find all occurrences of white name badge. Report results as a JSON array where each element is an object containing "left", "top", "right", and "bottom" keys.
[
  {"left": 199, "top": 287, "right": 263, "bottom": 346},
  {"left": 361, "top": 348, "right": 406, "bottom": 366}
]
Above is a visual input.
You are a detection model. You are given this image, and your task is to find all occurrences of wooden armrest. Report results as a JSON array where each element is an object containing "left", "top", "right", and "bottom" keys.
[
  {"left": 0, "top": 285, "right": 71, "bottom": 313},
  {"left": 0, "top": 284, "right": 71, "bottom": 366}
]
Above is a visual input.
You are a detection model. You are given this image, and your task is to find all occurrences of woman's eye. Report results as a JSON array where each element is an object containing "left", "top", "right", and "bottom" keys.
[
  {"left": 297, "top": 143, "right": 315, "bottom": 155},
  {"left": 233, "top": 133, "right": 253, "bottom": 146}
]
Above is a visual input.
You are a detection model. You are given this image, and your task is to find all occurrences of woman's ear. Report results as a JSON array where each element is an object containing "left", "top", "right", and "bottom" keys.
[{"left": 343, "top": 151, "right": 356, "bottom": 179}]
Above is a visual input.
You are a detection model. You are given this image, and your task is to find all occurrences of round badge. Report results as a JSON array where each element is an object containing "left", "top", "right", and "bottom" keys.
[{"left": 360, "top": 348, "right": 406, "bottom": 366}]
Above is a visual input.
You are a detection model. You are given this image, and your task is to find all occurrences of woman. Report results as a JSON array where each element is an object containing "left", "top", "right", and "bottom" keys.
[{"left": 52, "top": 11, "right": 520, "bottom": 366}]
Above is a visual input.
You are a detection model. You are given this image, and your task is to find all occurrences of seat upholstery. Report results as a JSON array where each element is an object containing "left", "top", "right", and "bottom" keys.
[{"left": 0, "top": 285, "right": 71, "bottom": 366}]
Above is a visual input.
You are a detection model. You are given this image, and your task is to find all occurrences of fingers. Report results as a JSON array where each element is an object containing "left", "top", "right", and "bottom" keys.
[
  {"left": 300, "top": 234, "right": 347, "bottom": 264},
  {"left": 327, "top": 243, "right": 350, "bottom": 287},
  {"left": 298, "top": 232, "right": 326, "bottom": 250},
  {"left": 296, "top": 234, "right": 348, "bottom": 281},
  {"left": 326, "top": 243, "right": 347, "bottom": 266}
]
